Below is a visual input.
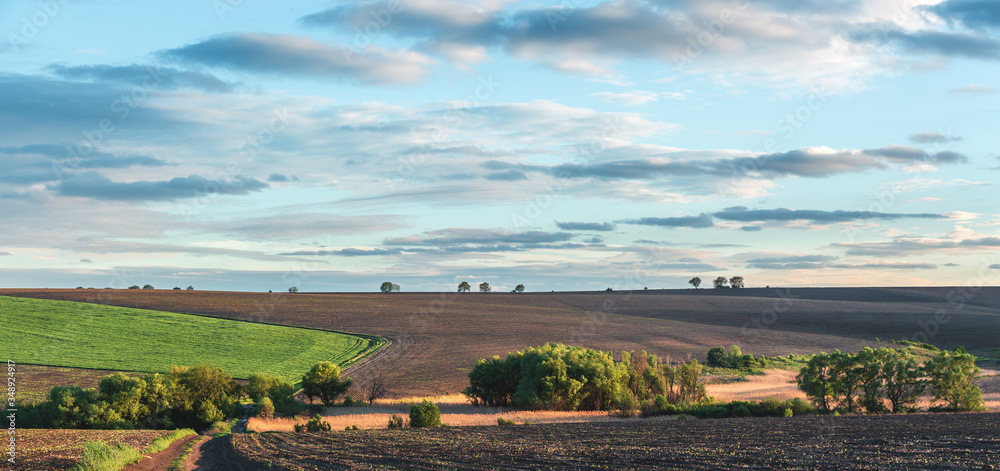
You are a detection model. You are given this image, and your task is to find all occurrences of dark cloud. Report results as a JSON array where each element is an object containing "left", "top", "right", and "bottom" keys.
[
  {"left": 714, "top": 207, "right": 943, "bottom": 223},
  {"left": 281, "top": 248, "right": 404, "bottom": 257},
  {"left": 853, "top": 25, "right": 1000, "bottom": 59},
  {"left": 159, "top": 33, "right": 433, "bottom": 85},
  {"left": 832, "top": 236, "right": 1000, "bottom": 257},
  {"left": 928, "top": 0, "right": 1000, "bottom": 31},
  {"left": 944, "top": 262, "right": 960, "bottom": 266},
  {"left": 0, "top": 252, "right": 10, "bottom": 256},
  {"left": 620, "top": 214, "right": 715, "bottom": 229},
  {"left": 385, "top": 228, "right": 573, "bottom": 246},
  {"left": 990, "top": 264, "right": 1000, "bottom": 269},
  {"left": 745, "top": 255, "right": 838, "bottom": 269},
  {"left": 267, "top": 173, "right": 290, "bottom": 182},
  {"left": 484, "top": 169, "right": 528, "bottom": 181},
  {"left": 45, "top": 64, "right": 236, "bottom": 92},
  {"left": 53, "top": 171, "right": 268, "bottom": 201},
  {"left": 80, "top": 259, "right": 93, "bottom": 263},
  {"left": 829, "top": 262, "right": 937, "bottom": 269},
  {"left": 909, "top": 132, "right": 961, "bottom": 144},
  {"left": 556, "top": 221, "right": 617, "bottom": 231},
  {"left": 739, "top": 225, "right": 762, "bottom": 232}
]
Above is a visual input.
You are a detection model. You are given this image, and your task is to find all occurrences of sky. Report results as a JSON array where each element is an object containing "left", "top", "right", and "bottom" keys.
[{"left": 0, "top": 0, "right": 998, "bottom": 293}]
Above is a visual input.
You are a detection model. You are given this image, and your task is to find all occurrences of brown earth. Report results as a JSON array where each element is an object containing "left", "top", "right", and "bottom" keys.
[
  {"left": 14, "top": 429, "right": 171, "bottom": 471},
  {"left": 232, "top": 412, "right": 1000, "bottom": 470},
  {"left": 12, "top": 364, "right": 127, "bottom": 405},
  {"left": 124, "top": 433, "right": 200, "bottom": 471},
  {"left": 3, "top": 287, "right": 998, "bottom": 398}
]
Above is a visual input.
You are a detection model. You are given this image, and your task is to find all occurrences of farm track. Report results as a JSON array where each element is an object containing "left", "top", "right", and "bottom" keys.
[
  {"left": 232, "top": 412, "right": 1000, "bottom": 470},
  {"left": 4, "top": 287, "right": 999, "bottom": 398}
]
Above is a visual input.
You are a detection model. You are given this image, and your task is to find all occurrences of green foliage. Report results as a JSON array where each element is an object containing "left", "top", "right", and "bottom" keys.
[
  {"left": 514, "top": 284, "right": 525, "bottom": 293},
  {"left": 797, "top": 347, "right": 982, "bottom": 414},
  {"left": 729, "top": 276, "right": 744, "bottom": 289},
  {"left": 497, "top": 417, "right": 516, "bottom": 426},
  {"left": 345, "top": 425, "right": 360, "bottom": 430},
  {"left": 301, "top": 362, "right": 352, "bottom": 406},
  {"left": 246, "top": 374, "right": 298, "bottom": 414},
  {"left": 688, "top": 277, "right": 701, "bottom": 289},
  {"left": 72, "top": 441, "right": 142, "bottom": 471},
  {"left": 713, "top": 276, "right": 728, "bottom": 289},
  {"left": 294, "top": 414, "right": 332, "bottom": 433},
  {"left": 379, "top": 281, "right": 400, "bottom": 292},
  {"left": 257, "top": 397, "right": 275, "bottom": 419},
  {"left": 465, "top": 344, "right": 701, "bottom": 412},
  {"left": 0, "top": 296, "right": 381, "bottom": 383},
  {"left": 458, "top": 281, "right": 471, "bottom": 292},
  {"left": 643, "top": 397, "right": 813, "bottom": 419},
  {"left": 143, "top": 428, "right": 196, "bottom": 454},
  {"left": 409, "top": 400, "right": 442, "bottom": 428},
  {"left": 706, "top": 345, "right": 769, "bottom": 369},
  {"left": 387, "top": 414, "right": 406, "bottom": 429},
  {"left": 479, "top": 282, "right": 491, "bottom": 293},
  {"left": 925, "top": 349, "right": 987, "bottom": 412},
  {"left": 142, "top": 284, "right": 154, "bottom": 290}
]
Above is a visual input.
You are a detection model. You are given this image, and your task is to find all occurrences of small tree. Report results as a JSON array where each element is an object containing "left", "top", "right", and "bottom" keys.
[
  {"left": 479, "top": 282, "right": 491, "bottom": 293},
  {"left": 796, "top": 352, "right": 837, "bottom": 413},
  {"left": 458, "top": 281, "right": 471, "bottom": 292},
  {"left": 729, "top": 276, "right": 744, "bottom": 289},
  {"left": 409, "top": 400, "right": 441, "bottom": 428},
  {"left": 713, "top": 276, "right": 728, "bottom": 289},
  {"left": 294, "top": 414, "right": 331, "bottom": 433},
  {"left": 173, "top": 287, "right": 181, "bottom": 290},
  {"left": 288, "top": 286, "right": 299, "bottom": 293},
  {"left": 925, "top": 350, "right": 986, "bottom": 411},
  {"left": 301, "top": 362, "right": 352, "bottom": 406},
  {"left": 392, "top": 283, "right": 400, "bottom": 292},
  {"left": 688, "top": 277, "right": 701, "bottom": 289},
  {"left": 186, "top": 286, "right": 194, "bottom": 290},
  {"left": 514, "top": 284, "right": 525, "bottom": 293},
  {"left": 257, "top": 397, "right": 275, "bottom": 419},
  {"left": 361, "top": 366, "right": 389, "bottom": 405},
  {"left": 142, "top": 284, "right": 155, "bottom": 290},
  {"left": 128, "top": 285, "right": 140, "bottom": 289}
]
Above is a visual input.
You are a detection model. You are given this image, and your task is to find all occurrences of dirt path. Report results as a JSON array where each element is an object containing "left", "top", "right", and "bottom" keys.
[
  {"left": 124, "top": 433, "right": 200, "bottom": 471},
  {"left": 186, "top": 435, "right": 260, "bottom": 471}
]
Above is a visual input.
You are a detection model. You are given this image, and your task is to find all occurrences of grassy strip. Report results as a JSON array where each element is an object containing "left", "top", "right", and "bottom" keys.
[
  {"left": 169, "top": 437, "right": 201, "bottom": 471},
  {"left": 143, "top": 429, "right": 196, "bottom": 454},
  {"left": 71, "top": 441, "right": 142, "bottom": 471},
  {"left": 0, "top": 296, "right": 380, "bottom": 382}
]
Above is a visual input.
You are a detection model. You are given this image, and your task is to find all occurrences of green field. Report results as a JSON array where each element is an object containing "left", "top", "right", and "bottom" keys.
[{"left": 0, "top": 296, "right": 383, "bottom": 383}]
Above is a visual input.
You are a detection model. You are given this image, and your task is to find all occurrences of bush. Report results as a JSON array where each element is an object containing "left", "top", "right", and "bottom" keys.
[
  {"left": 246, "top": 374, "right": 298, "bottom": 414},
  {"left": 409, "top": 400, "right": 441, "bottom": 428},
  {"left": 497, "top": 417, "right": 516, "bottom": 426},
  {"left": 256, "top": 397, "right": 274, "bottom": 419},
  {"left": 707, "top": 345, "right": 768, "bottom": 369},
  {"left": 294, "top": 414, "right": 331, "bottom": 433},
  {"left": 387, "top": 414, "right": 406, "bottom": 429},
  {"left": 926, "top": 350, "right": 986, "bottom": 412},
  {"left": 301, "top": 362, "right": 352, "bottom": 406}
]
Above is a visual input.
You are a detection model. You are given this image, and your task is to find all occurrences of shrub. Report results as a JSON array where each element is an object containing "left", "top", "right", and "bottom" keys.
[
  {"left": 497, "top": 417, "right": 516, "bottom": 426},
  {"left": 256, "top": 397, "right": 274, "bottom": 420},
  {"left": 387, "top": 414, "right": 406, "bottom": 429},
  {"left": 301, "top": 362, "right": 352, "bottom": 406},
  {"left": 294, "top": 414, "right": 331, "bottom": 433},
  {"left": 706, "top": 345, "right": 768, "bottom": 369},
  {"left": 783, "top": 408, "right": 794, "bottom": 417},
  {"left": 409, "top": 400, "right": 441, "bottom": 428},
  {"left": 345, "top": 425, "right": 360, "bottom": 430},
  {"left": 926, "top": 350, "right": 986, "bottom": 412}
]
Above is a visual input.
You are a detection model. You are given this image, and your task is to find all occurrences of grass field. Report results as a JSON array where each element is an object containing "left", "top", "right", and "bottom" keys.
[
  {"left": 2, "top": 287, "right": 998, "bottom": 398},
  {"left": 0, "top": 296, "right": 384, "bottom": 383}
]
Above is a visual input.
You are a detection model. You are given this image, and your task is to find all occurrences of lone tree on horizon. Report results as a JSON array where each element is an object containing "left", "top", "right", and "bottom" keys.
[
  {"left": 689, "top": 277, "right": 701, "bottom": 289},
  {"left": 730, "top": 276, "right": 745, "bottom": 289},
  {"left": 514, "top": 284, "right": 525, "bottom": 293},
  {"left": 713, "top": 276, "right": 728, "bottom": 289},
  {"left": 479, "top": 282, "right": 491, "bottom": 293},
  {"left": 380, "top": 281, "right": 400, "bottom": 293},
  {"left": 458, "top": 281, "right": 471, "bottom": 292}
]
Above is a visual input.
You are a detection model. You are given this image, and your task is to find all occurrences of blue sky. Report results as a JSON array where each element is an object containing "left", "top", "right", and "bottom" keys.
[{"left": 1, "top": 0, "right": 999, "bottom": 292}]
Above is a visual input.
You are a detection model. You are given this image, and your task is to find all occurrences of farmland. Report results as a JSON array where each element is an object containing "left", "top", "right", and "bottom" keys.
[
  {"left": 3, "top": 287, "right": 998, "bottom": 397},
  {"left": 233, "top": 412, "right": 1000, "bottom": 470},
  {"left": 0, "top": 296, "right": 383, "bottom": 384},
  {"left": 15, "top": 429, "right": 172, "bottom": 471}
]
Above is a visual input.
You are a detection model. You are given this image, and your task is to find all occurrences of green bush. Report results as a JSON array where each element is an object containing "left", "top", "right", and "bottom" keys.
[
  {"left": 387, "top": 414, "right": 406, "bottom": 429},
  {"left": 294, "top": 414, "right": 331, "bottom": 433},
  {"left": 409, "top": 400, "right": 441, "bottom": 428},
  {"left": 301, "top": 362, "right": 352, "bottom": 407},
  {"left": 926, "top": 350, "right": 986, "bottom": 412},
  {"left": 256, "top": 397, "right": 275, "bottom": 419},
  {"left": 707, "top": 345, "right": 769, "bottom": 369},
  {"left": 497, "top": 417, "right": 516, "bottom": 426}
]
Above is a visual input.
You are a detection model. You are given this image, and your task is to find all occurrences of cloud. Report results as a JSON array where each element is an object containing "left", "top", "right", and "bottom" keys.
[
  {"left": 620, "top": 214, "right": 715, "bottom": 229},
  {"left": 950, "top": 83, "right": 997, "bottom": 93},
  {"left": 714, "top": 207, "right": 943, "bottom": 223},
  {"left": 45, "top": 64, "right": 236, "bottom": 92},
  {"left": 384, "top": 228, "right": 574, "bottom": 246},
  {"left": 909, "top": 131, "right": 961, "bottom": 144},
  {"left": 53, "top": 171, "right": 268, "bottom": 201},
  {"left": 79, "top": 259, "right": 92, "bottom": 263},
  {"left": 831, "top": 233, "right": 1000, "bottom": 257},
  {"left": 943, "top": 263, "right": 960, "bottom": 266},
  {"left": 928, "top": 0, "right": 1000, "bottom": 32},
  {"left": 484, "top": 169, "right": 528, "bottom": 181},
  {"left": 280, "top": 248, "right": 404, "bottom": 257},
  {"left": 828, "top": 262, "right": 937, "bottom": 269},
  {"left": 739, "top": 225, "right": 762, "bottom": 232},
  {"left": 990, "top": 264, "right": 1000, "bottom": 269},
  {"left": 745, "top": 255, "right": 838, "bottom": 270},
  {"left": 0, "top": 252, "right": 10, "bottom": 256},
  {"left": 555, "top": 221, "right": 617, "bottom": 231},
  {"left": 590, "top": 90, "right": 684, "bottom": 105},
  {"left": 159, "top": 33, "right": 435, "bottom": 85},
  {"left": 267, "top": 173, "right": 290, "bottom": 182},
  {"left": 853, "top": 26, "right": 1000, "bottom": 60}
]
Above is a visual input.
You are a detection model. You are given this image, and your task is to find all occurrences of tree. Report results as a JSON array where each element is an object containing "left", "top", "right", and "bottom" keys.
[
  {"left": 173, "top": 287, "right": 181, "bottom": 290},
  {"left": 392, "top": 283, "right": 400, "bottom": 292},
  {"left": 729, "top": 276, "right": 744, "bottom": 289},
  {"left": 409, "top": 400, "right": 441, "bottom": 428},
  {"left": 458, "top": 281, "right": 471, "bottom": 292},
  {"left": 713, "top": 276, "right": 728, "bottom": 289},
  {"left": 128, "top": 285, "right": 140, "bottom": 289},
  {"left": 514, "top": 284, "right": 525, "bottom": 293},
  {"left": 186, "top": 286, "right": 194, "bottom": 290},
  {"left": 925, "top": 349, "right": 986, "bottom": 411},
  {"left": 380, "top": 281, "right": 399, "bottom": 293},
  {"left": 688, "top": 277, "right": 701, "bottom": 289},
  {"left": 142, "top": 284, "right": 155, "bottom": 290},
  {"left": 288, "top": 286, "right": 298, "bottom": 293},
  {"left": 479, "top": 282, "right": 491, "bottom": 293},
  {"left": 360, "top": 366, "right": 389, "bottom": 405},
  {"left": 796, "top": 352, "right": 838, "bottom": 413},
  {"left": 301, "top": 362, "right": 352, "bottom": 406}
]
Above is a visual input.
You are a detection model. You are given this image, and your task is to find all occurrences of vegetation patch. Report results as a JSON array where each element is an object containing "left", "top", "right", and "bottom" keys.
[{"left": 0, "top": 296, "right": 382, "bottom": 382}]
